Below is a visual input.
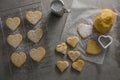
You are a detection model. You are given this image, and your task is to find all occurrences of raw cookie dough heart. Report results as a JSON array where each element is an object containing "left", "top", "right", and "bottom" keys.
[
  {"left": 30, "top": 47, "right": 46, "bottom": 62},
  {"left": 56, "top": 43, "right": 67, "bottom": 55},
  {"left": 27, "top": 28, "right": 43, "bottom": 43},
  {"left": 68, "top": 50, "right": 81, "bottom": 62},
  {"left": 86, "top": 39, "right": 101, "bottom": 55},
  {"left": 7, "top": 34, "right": 22, "bottom": 48},
  {"left": 77, "top": 23, "right": 93, "bottom": 38},
  {"left": 26, "top": 11, "right": 42, "bottom": 25},
  {"left": 72, "top": 59, "right": 85, "bottom": 72},
  {"left": 67, "top": 36, "right": 79, "bottom": 48},
  {"left": 6, "top": 17, "right": 20, "bottom": 31},
  {"left": 56, "top": 60, "right": 69, "bottom": 72},
  {"left": 10, "top": 52, "right": 27, "bottom": 68}
]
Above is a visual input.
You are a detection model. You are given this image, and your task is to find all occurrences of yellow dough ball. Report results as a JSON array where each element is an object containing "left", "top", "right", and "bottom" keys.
[{"left": 94, "top": 9, "right": 115, "bottom": 34}]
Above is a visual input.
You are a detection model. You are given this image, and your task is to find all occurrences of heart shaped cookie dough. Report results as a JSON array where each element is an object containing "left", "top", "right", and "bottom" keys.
[
  {"left": 56, "top": 60, "right": 69, "bottom": 72},
  {"left": 86, "top": 39, "right": 101, "bottom": 55},
  {"left": 30, "top": 47, "right": 46, "bottom": 62},
  {"left": 72, "top": 59, "right": 85, "bottom": 72},
  {"left": 56, "top": 43, "right": 67, "bottom": 55},
  {"left": 77, "top": 23, "right": 93, "bottom": 38},
  {"left": 6, "top": 17, "right": 20, "bottom": 31},
  {"left": 7, "top": 34, "right": 22, "bottom": 48},
  {"left": 67, "top": 36, "right": 79, "bottom": 48},
  {"left": 68, "top": 50, "right": 81, "bottom": 62},
  {"left": 27, "top": 28, "right": 43, "bottom": 43},
  {"left": 10, "top": 52, "right": 27, "bottom": 68},
  {"left": 26, "top": 11, "right": 42, "bottom": 25}
]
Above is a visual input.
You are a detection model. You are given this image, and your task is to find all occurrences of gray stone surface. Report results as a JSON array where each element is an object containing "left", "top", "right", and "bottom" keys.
[{"left": 0, "top": 0, "right": 120, "bottom": 80}]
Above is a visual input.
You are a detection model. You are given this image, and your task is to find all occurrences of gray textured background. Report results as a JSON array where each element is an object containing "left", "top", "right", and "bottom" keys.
[{"left": 0, "top": 0, "right": 120, "bottom": 80}]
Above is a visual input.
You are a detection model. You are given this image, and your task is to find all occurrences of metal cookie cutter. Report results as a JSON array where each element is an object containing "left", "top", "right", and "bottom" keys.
[
  {"left": 50, "top": 0, "right": 71, "bottom": 16},
  {"left": 98, "top": 35, "right": 113, "bottom": 49}
]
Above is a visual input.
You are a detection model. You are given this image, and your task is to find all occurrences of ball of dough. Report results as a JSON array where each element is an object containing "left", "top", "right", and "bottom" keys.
[{"left": 94, "top": 9, "right": 115, "bottom": 34}]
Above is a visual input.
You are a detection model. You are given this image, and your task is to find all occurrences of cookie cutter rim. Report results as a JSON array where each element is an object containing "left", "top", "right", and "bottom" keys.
[{"left": 98, "top": 35, "right": 113, "bottom": 49}]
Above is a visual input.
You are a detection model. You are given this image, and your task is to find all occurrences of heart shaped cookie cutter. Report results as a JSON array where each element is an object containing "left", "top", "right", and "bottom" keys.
[{"left": 98, "top": 35, "right": 113, "bottom": 49}]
